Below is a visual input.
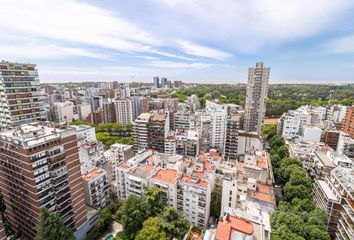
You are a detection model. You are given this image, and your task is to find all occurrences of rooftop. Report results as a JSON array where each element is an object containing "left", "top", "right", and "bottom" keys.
[
  {"left": 82, "top": 168, "right": 106, "bottom": 181},
  {"left": 215, "top": 215, "right": 254, "bottom": 240},
  {"left": 248, "top": 183, "right": 275, "bottom": 204},
  {"left": 180, "top": 175, "right": 209, "bottom": 187},
  {"left": 152, "top": 169, "right": 178, "bottom": 185}
]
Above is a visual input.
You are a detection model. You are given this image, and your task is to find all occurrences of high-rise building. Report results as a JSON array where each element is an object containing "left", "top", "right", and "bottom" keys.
[
  {"left": 103, "top": 102, "right": 117, "bottom": 123},
  {"left": 224, "top": 114, "right": 240, "bottom": 161},
  {"left": 118, "top": 83, "right": 130, "bottom": 99},
  {"left": 153, "top": 76, "right": 160, "bottom": 88},
  {"left": 0, "top": 123, "right": 87, "bottom": 239},
  {"left": 161, "top": 77, "right": 167, "bottom": 88},
  {"left": 133, "top": 112, "right": 170, "bottom": 153},
  {"left": 244, "top": 62, "right": 270, "bottom": 134},
  {"left": 133, "top": 113, "right": 150, "bottom": 152},
  {"left": 0, "top": 61, "right": 47, "bottom": 129},
  {"left": 148, "top": 112, "right": 170, "bottom": 153},
  {"left": 114, "top": 99, "right": 134, "bottom": 124},
  {"left": 341, "top": 106, "right": 354, "bottom": 139}
]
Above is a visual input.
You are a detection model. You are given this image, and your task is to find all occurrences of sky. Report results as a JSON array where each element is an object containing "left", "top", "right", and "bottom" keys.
[{"left": 1, "top": 0, "right": 354, "bottom": 84}]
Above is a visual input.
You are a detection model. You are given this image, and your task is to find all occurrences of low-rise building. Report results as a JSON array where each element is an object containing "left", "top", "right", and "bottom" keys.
[{"left": 82, "top": 168, "right": 110, "bottom": 209}]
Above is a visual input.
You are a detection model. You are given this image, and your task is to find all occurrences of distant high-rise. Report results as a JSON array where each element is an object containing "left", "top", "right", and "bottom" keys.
[
  {"left": 224, "top": 114, "right": 240, "bottom": 161},
  {"left": 244, "top": 62, "right": 270, "bottom": 134},
  {"left": 0, "top": 61, "right": 47, "bottom": 129},
  {"left": 118, "top": 83, "right": 130, "bottom": 99},
  {"left": 0, "top": 123, "right": 87, "bottom": 239},
  {"left": 161, "top": 77, "right": 167, "bottom": 88},
  {"left": 153, "top": 76, "right": 160, "bottom": 88}
]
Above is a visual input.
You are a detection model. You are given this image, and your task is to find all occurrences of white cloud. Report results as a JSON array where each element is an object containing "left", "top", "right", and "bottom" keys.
[
  {"left": 145, "top": 60, "right": 213, "bottom": 68},
  {"left": 322, "top": 35, "right": 354, "bottom": 54},
  {"left": 0, "top": 43, "right": 108, "bottom": 60},
  {"left": 154, "top": 0, "right": 354, "bottom": 52},
  {"left": 177, "top": 41, "right": 232, "bottom": 60}
]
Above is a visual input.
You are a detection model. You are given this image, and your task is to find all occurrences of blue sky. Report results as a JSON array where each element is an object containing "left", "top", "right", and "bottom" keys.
[{"left": 1, "top": 0, "right": 354, "bottom": 83}]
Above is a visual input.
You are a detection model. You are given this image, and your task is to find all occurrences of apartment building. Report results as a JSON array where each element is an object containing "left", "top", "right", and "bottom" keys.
[
  {"left": 337, "top": 132, "right": 354, "bottom": 158},
  {"left": 102, "top": 102, "right": 116, "bottom": 123},
  {"left": 53, "top": 101, "right": 77, "bottom": 123},
  {"left": 342, "top": 106, "right": 354, "bottom": 139},
  {"left": 114, "top": 99, "right": 134, "bottom": 124},
  {"left": 132, "top": 113, "right": 150, "bottom": 152},
  {"left": 313, "top": 166, "right": 354, "bottom": 238},
  {"left": 0, "top": 61, "right": 47, "bottom": 129},
  {"left": 0, "top": 219, "right": 5, "bottom": 240},
  {"left": 224, "top": 114, "right": 240, "bottom": 161},
  {"left": 206, "top": 107, "right": 227, "bottom": 152},
  {"left": 82, "top": 168, "right": 110, "bottom": 210},
  {"left": 78, "top": 141, "right": 105, "bottom": 175},
  {"left": 244, "top": 62, "right": 270, "bottom": 134},
  {"left": 115, "top": 149, "right": 215, "bottom": 227},
  {"left": 0, "top": 123, "right": 87, "bottom": 239},
  {"left": 148, "top": 112, "right": 170, "bottom": 153}
]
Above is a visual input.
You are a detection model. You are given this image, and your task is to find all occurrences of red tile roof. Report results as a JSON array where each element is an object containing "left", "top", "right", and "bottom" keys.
[
  {"left": 180, "top": 175, "right": 209, "bottom": 187},
  {"left": 82, "top": 168, "right": 105, "bottom": 181},
  {"left": 152, "top": 169, "right": 178, "bottom": 184},
  {"left": 215, "top": 215, "right": 254, "bottom": 240}
]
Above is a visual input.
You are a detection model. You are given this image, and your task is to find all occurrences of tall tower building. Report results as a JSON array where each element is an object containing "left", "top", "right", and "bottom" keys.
[
  {"left": 118, "top": 83, "right": 130, "bottom": 99},
  {"left": 115, "top": 99, "right": 134, "bottom": 124},
  {"left": 224, "top": 114, "right": 240, "bottom": 161},
  {"left": 0, "top": 61, "right": 47, "bottom": 130},
  {"left": 244, "top": 62, "right": 270, "bottom": 134},
  {"left": 153, "top": 76, "right": 160, "bottom": 88},
  {"left": 160, "top": 77, "right": 167, "bottom": 88},
  {"left": 0, "top": 123, "right": 87, "bottom": 239}
]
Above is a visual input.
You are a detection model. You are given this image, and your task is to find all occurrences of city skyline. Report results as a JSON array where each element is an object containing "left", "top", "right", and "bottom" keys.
[{"left": 1, "top": 0, "right": 354, "bottom": 83}]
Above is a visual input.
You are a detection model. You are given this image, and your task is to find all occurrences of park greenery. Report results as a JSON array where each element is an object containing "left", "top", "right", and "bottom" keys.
[
  {"left": 70, "top": 121, "right": 133, "bottom": 149},
  {"left": 263, "top": 124, "right": 330, "bottom": 240},
  {"left": 173, "top": 84, "right": 354, "bottom": 117}
]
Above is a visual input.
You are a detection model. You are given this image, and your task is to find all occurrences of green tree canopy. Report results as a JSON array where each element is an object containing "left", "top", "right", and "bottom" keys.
[
  {"left": 35, "top": 208, "right": 75, "bottom": 240},
  {"left": 158, "top": 207, "right": 189, "bottom": 240},
  {"left": 120, "top": 195, "right": 149, "bottom": 240},
  {"left": 143, "top": 186, "right": 165, "bottom": 216},
  {"left": 135, "top": 217, "right": 169, "bottom": 240}
]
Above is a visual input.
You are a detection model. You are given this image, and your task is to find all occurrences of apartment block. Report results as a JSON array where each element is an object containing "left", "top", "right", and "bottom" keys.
[
  {"left": 224, "top": 114, "right": 240, "bottom": 161},
  {"left": 114, "top": 149, "right": 216, "bottom": 227},
  {"left": 114, "top": 99, "right": 134, "bottom": 124},
  {"left": 0, "top": 61, "right": 47, "bottom": 129},
  {"left": 82, "top": 168, "right": 110, "bottom": 210},
  {"left": 341, "top": 106, "right": 354, "bottom": 139},
  {"left": 78, "top": 141, "right": 105, "bottom": 175},
  {"left": 0, "top": 123, "right": 87, "bottom": 239},
  {"left": 244, "top": 62, "right": 270, "bottom": 134},
  {"left": 132, "top": 113, "right": 150, "bottom": 152}
]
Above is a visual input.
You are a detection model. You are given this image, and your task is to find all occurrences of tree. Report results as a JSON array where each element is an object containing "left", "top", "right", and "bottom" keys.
[
  {"left": 135, "top": 217, "right": 169, "bottom": 240},
  {"left": 35, "top": 208, "right": 75, "bottom": 240},
  {"left": 283, "top": 184, "right": 311, "bottom": 202},
  {"left": 158, "top": 207, "right": 189, "bottom": 240},
  {"left": 86, "top": 203, "right": 119, "bottom": 240},
  {"left": 120, "top": 195, "right": 149, "bottom": 240},
  {"left": 143, "top": 186, "right": 165, "bottom": 216},
  {"left": 277, "top": 146, "right": 289, "bottom": 159}
]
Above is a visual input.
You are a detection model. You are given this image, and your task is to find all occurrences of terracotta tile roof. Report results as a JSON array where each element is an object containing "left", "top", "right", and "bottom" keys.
[
  {"left": 248, "top": 183, "right": 275, "bottom": 204},
  {"left": 215, "top": 215, "right": 254, "bottom": 240},
  {"left": 82, "top": 168, "right": 105, "bottom": 181},
  {"left": 180, "top": 175, "right": 209, "bottom": 187},
  {"left": 152, "top": 169, "right": 178, "bottom": 184}
]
